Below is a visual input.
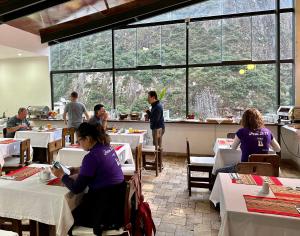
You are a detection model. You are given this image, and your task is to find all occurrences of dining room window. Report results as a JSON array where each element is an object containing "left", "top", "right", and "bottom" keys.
[{"left": 50, "top": 0, "right": 294, "bottom": 117}]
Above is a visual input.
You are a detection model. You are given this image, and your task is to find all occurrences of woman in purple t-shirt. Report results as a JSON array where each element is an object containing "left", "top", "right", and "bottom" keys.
[
  {"left": 51, "top": 122, "right": 125, "bottom": 235},
  {"left": 231, "top": 108, "right": 281, "bottom": 162},
  {"left": 216, "top": 108, "right": 280, "bottom": 174}
]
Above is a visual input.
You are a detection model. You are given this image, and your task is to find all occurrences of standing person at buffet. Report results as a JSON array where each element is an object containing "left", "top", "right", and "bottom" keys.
[
  {"left": 51, "top": 123, "right": 125, "bottom": 235},
  {"left": 63, "top": 91, "right": 89, "bottom": 129},
  {"left": 6, "top": 107, "right": 31, "bottom": 138},
  {"left": 145, "top": 91, "right": 165, "bottom": 148},
  {"left": 216, "top": 108, "right": 281, "bottom": 173},
  {"left": 88, "top": 104, "right": 109, "bottom": 130}
]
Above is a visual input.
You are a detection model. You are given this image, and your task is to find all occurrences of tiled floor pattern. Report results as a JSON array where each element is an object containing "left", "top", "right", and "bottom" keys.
[{"left": 141, "top": 156, "right": 300, "bottom": 236}]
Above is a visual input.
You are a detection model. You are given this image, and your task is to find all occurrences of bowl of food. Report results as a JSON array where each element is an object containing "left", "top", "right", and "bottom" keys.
[
  {"left": 130, "top": 112, "right": 140, "bottom": 120},
  {"left": 119, "top": 114, "right": 128, "bottom": 120}
]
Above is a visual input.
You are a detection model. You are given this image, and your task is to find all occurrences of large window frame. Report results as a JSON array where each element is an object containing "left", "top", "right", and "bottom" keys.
[{"left": 50, "top": 1, "right": 295, "bottom": 117}]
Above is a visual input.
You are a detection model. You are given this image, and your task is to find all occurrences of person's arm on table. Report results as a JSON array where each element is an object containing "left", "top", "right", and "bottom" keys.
[
  {"left": 231, "top": 135, "right": 240, "bottom": 150},
  {"left": 270, "top": 138, "right": 281, "bottom": 153}
]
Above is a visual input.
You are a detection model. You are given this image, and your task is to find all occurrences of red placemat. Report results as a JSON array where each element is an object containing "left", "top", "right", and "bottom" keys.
[
  {"left": 47, "top": 177, "right": 64, "bottom": 186},
  {"left": 67, "top": 144, "right": 80, "bottom": 148},
  {"left": 6, "top": 167, "right": 41, "bottom": 181},
  {"left": 232, "top": 174, "right": 282, "bottom": 186},
  {"left": 0, "top": 139, "right": 17, "bottom": 144},
  {"left": 218, "top": 139, "right": 233, "bottom": 145},
  {"left": 111, "top": 144, "right": 124, "bottom": 151},
  {"left": 244, "top": 195, "right": 300, "bottom": 218},
  {"left": 270, "top": 185, "right": 300, "bottom": 201}
]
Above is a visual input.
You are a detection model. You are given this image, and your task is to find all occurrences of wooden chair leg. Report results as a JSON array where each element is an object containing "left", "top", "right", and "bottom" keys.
[
  {"left": 142, "top": 154, "right": 146, "bottom": 168},
  {"left": 30, "top": 220, "right": 37, "bottom": 236},
  {"left": 187, "top": 168, "right": 191, "bottom": 196}
]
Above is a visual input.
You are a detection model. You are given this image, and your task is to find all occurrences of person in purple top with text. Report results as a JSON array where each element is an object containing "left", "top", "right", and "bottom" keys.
[
  {"left": 216, "top": 108, "right": 281, "bottom": 174},
  {"left": 51, "top": 122, "right": 125, "bottom": 235}
]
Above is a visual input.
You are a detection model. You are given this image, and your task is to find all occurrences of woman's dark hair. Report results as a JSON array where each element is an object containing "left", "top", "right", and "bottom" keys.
[
  {"left": 148, "top": 91, "right": 158, "bottom": 100},
  {"left": 241, "top": 108, "right": 264, "bottom": 131},
  {"left": 77, "top": 122, "right": 110, "bottom": 145}
]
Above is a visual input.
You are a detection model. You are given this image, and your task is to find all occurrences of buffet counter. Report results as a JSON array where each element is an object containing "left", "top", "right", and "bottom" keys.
[{"left": 29, "top": 118, "right": 279, "bottom": 156}]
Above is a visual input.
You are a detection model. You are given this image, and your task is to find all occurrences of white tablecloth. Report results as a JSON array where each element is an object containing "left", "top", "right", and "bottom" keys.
[
  {"left": 108, "top": 131, "right": 146, "bottom": 149},
  {"left": 56, "top": 142, "right": 135, "bottom": 175},
  {"left": 0, "top": 164, "right": 82, "bottom": 236},
  {"left": 210, "top": 173, "right": 300, "bottom": 236},
  {"left": 15, "top": 129, "right": 62, "bottom": 148},
  {"left": 0, "top": 139, "right": 22, "bottom": 167},
  {"left": 212, "top": 138, "right": 241, "bottom": 175}
]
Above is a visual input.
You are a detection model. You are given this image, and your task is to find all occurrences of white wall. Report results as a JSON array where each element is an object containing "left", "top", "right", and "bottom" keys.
[{"left": 0, "top": 57, "right": 51, "bottom": 116}]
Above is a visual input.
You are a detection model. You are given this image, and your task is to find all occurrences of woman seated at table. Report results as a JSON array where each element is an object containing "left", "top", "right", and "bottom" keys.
[
  {"left": 216, "top": 108, "right": 281, "bottom": 173},
  {"left": 51, "top": 122, "right": 125, "bottom": 235}
]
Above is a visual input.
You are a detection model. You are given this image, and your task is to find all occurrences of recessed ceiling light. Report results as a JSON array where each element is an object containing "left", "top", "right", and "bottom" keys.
[{"left": 18, "top": 53, "right": 22, "bottom": 56}]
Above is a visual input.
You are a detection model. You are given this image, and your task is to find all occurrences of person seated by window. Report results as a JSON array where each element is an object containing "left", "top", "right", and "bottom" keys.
[
  {"left": 88, "top": 104, "right": 109, "bottom": 130},
  {"left": 51, "top": 122, "right": 125, "bottom": 235},
  {"left": 6, "top": 107, "right": 31, "bottom": 138},
  {"left": 216, "top": 108, "right": 281, "bottom": 173}
]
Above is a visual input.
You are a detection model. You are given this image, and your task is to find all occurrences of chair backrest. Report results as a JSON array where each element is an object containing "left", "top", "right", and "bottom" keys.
[
  {"left": 47, "top": 139, "right": 62, "bottom": 164},
  {"left": 135, "top": 143, "right": 142, "bottom": 176},
  {"left": 186, "top": 139, "right": 191, "bottom": 165},
  {"left": 19, "top": 139, "right": 31, "bottom": 164},
  {"left": 2, "top": 128, "right": 7, "bottom": 138},
  {"left": 62, "top": 128, "right": 75, "bottom": 147},
  {"left": 123, "top": 176, "right": 138, "bottom": 233},
  {"left": 249, "top": 154, "right": 280, "bottom": 177},
  {"left": 226, "top": 132, "right": 235, "bottom": 139},
  {"left": 236, "top": 162, "right": 274, "bottom": 176}
]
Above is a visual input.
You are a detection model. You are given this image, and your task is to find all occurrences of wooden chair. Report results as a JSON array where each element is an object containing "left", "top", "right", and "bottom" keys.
[
  {"left": 2, "top": 128, "right": 7, "bottom": 138},
  {"left": 0, "top": 218, "right": 37, "bottom": 236},
  {"left": 142, "top": 129, "right": 162, "bottom": 177},
  {"left": 135, "top": 143, "right": 143, "bottom": 181},
  {"left": 72, "top": 176, "right": 137, "bottom": 236},
  {"left": 236, "top": 162, "right": 274, "bottom": 176},
  {"left": 226, "top": 133, "right": 235, "bottom": 139},
  {"left": 62, "top": 127, "right": 75, "bottom": 147},
  {"left": 47, "top": 139, "right": 62, "bottom": 164},
  {"left": 248, "top": 154, "right": 280, "bottom": 177},
  {"left": 2, "top": 139, "right": 31, "bottom": 173},
  {"left": 186, "top": 140, "right": 215, "bottom": 195}
]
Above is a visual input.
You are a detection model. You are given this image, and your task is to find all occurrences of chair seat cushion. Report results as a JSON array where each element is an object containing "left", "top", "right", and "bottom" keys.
[
  {"left": 142, "top": 145, "right": 157, "bottom": 152},
  {"left": 72, "top": 226, "right": 126, "bottom": 236},
  {"left": 0, "top": 230, "right": 18, "bottom": 236},
  {"left": 190, "top": 156, "right": 215, "bottom": 166}
]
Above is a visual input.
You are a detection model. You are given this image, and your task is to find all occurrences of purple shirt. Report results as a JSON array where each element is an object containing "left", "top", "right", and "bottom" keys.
[
  {"left": 236, "top": 127, "right": 273, "bottom": 162},
  {"left": 80, "top": 143, "right": 124, "bottom": 190}
]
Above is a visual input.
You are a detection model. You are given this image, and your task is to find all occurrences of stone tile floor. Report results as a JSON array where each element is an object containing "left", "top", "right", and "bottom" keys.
[{"left": 141, "top": 156, "right": 300, "bottom": 236}]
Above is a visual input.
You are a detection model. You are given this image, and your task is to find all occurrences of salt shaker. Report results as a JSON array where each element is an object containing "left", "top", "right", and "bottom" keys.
[{"left": 261, "top": 180, "right": 270, "bottom": 194}]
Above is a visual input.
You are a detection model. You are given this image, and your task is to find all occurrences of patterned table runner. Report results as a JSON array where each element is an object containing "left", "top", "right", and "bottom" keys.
[
  {"left": 0, "top": 139, "right": 17, "bottom": 144},
  {"left": 5, "top": 167, "right": 41, "bottom": 181},
  {"left": 270, "top": 185, "right": 300, "bottom": 201},
  {"left": 231, "top": 174, "right": 282, "bottom": 186},
  {"left": 244, "top": 195, "right": 300, "bottom": 218}
]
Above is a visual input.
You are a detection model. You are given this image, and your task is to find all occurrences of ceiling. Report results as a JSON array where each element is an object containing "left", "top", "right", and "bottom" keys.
[
  {"left": 0, "top": 0, "right": 206, "bottom": 44},
  {"left": 0, "top": 45, "right": 39, "bottom": 60}
]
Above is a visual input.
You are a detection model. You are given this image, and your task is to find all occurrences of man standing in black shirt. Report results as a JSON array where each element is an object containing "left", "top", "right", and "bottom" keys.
[{"left": 145, "top": 91, "right": 165, "bottom": 148}]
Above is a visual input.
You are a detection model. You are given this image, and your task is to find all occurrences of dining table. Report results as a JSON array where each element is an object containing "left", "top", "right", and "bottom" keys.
[
  {"left": 56, "top": 142, "right": 135, "bottom": 175},
  {"left": 212, "top": 138, "right": 276, "bottom": 175},
  {"left": 210, "top": 173, "right": 300, "bottom": 236},
  {"left": 107, "top": 130, "right": 147, "bottom": 149},
  {"left": 0, "top": 164, "right": 83, "bottom": 236}
]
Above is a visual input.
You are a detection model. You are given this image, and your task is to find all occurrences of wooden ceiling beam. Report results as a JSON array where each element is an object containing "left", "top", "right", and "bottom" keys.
[
  {"left": 0, "top": 0, "right": 70, "bottom": 22},
  {"left": 40, "top": 0, "right": 207, "bottom": 44}
]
